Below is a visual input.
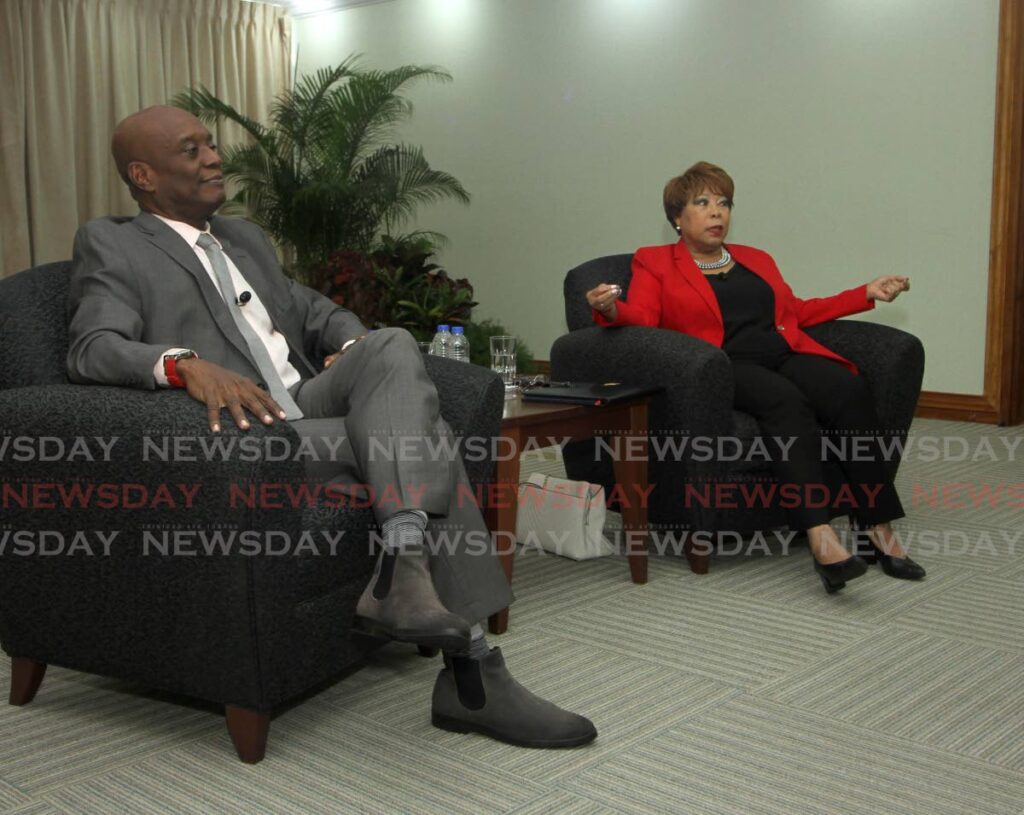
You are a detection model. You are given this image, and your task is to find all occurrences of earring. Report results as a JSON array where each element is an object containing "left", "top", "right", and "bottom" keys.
[{"left": 674, "top": 224, "right": 681, "bottom": 234}]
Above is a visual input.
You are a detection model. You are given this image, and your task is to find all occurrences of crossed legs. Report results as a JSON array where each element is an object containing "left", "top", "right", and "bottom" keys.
[{"left": 290, "top": 328, "right": 596, "bottom": 746}]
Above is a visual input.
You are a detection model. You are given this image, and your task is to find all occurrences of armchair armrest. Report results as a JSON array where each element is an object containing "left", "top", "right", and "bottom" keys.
[
  {"left": 551, "top": 326, "right": 737, "bottom": 530},
  {"left": 551, "top": 326, "right": 735, "bottom": 439},
  {"left": 0, "top": 384, "right": 306, "bottom": 707},
  {"left": 803, "top": 320, "right": 925, "bottom": 439},
  {"left": 0, "top": 366, "right": 505, "bottom": 710},
  {"left": 423, "top": 355, "right": 505, "bottom": 488}
]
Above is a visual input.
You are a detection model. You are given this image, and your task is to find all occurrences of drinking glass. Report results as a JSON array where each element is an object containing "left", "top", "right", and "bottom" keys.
[{"left": 489, "top": 335, "right": 519, "bottom": 397}]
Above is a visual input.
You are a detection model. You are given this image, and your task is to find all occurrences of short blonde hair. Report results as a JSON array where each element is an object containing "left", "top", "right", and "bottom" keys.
[{"left": 663, "top": 161, "right": 735, "bottom": 228}]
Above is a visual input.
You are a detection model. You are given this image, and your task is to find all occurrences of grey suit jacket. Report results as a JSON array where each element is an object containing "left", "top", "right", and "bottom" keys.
[{"left": 67, "top": 212, "right": 367, "bottom": 389}]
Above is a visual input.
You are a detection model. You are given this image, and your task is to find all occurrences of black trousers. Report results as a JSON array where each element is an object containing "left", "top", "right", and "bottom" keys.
[{"left": 731, "top": 353, "right": 905, "bottom": 532}]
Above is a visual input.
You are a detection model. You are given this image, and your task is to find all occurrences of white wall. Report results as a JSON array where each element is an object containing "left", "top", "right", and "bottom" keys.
[{"left": 296, "top": 0, "right": 999, "bottom": 394}]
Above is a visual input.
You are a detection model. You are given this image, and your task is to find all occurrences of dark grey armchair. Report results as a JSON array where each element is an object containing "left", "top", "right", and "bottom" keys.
[
  {"left": 551, "top": 254, "right": 924, "bottom": 573},
  {"left": 0, "top": 261, "right": 505, "bottom": 762}
]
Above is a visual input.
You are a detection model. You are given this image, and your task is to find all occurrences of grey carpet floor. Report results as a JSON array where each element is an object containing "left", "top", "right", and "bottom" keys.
[{"left": 1, "top": 417, "right": 1022, "bottom": 814}]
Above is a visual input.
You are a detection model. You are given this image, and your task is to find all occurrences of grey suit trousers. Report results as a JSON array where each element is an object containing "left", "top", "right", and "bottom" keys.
[{"left": 290, "top": 328, "right": 513, "bottom": 625}]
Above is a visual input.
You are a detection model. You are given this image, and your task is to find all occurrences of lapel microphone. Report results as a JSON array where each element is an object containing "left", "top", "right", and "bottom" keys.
[{"left": 236, "top": 291, "right": 252, "bottom": 306}]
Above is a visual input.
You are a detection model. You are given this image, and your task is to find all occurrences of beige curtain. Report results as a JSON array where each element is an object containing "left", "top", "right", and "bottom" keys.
[{"left": 0, "top": 0, "right": 291, "bottom": 276}]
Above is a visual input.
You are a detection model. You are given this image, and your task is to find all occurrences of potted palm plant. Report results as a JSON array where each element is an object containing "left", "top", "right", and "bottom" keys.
[{"left": 173, "top": 57, "right": 469, "bottom": 290}]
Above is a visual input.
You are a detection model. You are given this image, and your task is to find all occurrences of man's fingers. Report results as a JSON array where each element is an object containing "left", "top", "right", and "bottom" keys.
[
  {"left": 207, "top": 401, "right": 223, "bottom": 433},
  {"left": 179, "top": 361, "right": 283, "bottom": 430},
  {"left": 245, "top": 384, "right": 286, "bottom": 422},
  {"left": 258, "top": 390, "right": 288, "bottom": 420},
  {"left": 245, "top": 390, "right": 279, "bottom": 424},
  {"left": 225, "top": 398, "right": 250, "bottom": 430}
]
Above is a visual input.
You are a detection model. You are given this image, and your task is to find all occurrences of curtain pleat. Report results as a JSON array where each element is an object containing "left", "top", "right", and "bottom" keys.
[
  {"left": 0, "top": 0, "right": 30, "bottom": 271},
  {"left": 0, "top": 0, "right": 292, "bottom": 276}
]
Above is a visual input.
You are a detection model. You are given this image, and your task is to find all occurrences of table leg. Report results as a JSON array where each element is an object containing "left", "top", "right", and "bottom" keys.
[
  {"left": 487, "top": 426, "right": 522, "bottom": 634},
  {"left": 611, "top": 402, "right": 649, "bottom": 584}
]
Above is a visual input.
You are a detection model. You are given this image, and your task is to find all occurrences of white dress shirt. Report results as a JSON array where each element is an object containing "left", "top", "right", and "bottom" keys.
[{"left": 151, "top": 215, "right": 301, "bottom": 389}]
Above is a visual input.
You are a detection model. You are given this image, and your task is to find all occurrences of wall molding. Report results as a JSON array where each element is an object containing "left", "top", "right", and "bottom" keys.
[
  {"left": 915, "top": 392, "right": 1000, "bottom": 424},
  {"left": 983, "top": 0, "right": 1024, "bottom": 425}
]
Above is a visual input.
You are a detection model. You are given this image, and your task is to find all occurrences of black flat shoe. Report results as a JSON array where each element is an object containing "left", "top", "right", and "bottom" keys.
[
  {"left": 857, "top": 538, "right": 926, "bottom": 580},
  {"left": 812, "top": 554, "right": 868, "bottom": 594}
]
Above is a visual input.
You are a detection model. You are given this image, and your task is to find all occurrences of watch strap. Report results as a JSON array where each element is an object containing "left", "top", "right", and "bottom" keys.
[{"left": 163, "top": 350, "right": 197, "bottom": 388}]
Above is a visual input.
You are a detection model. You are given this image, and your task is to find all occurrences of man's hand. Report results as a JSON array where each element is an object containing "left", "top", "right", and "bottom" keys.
[
  {"left": 323, "top": 334, "right": 367, "bottom": 369},
  {"left": 866, "top": 275, "right": 910, "bottom": 303},
  {"left": 176, "top": 358, "right": 287, "bottom": 432}
]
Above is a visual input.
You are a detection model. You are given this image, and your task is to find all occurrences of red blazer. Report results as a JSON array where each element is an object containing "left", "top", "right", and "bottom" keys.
[{"left": 594, "top": 241, "right": 875, "bottom": 374}]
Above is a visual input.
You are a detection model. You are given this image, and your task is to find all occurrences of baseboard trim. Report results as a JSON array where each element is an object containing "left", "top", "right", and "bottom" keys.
[{"left": 915, "top": 392, "right": 1000, "bottom": 423}]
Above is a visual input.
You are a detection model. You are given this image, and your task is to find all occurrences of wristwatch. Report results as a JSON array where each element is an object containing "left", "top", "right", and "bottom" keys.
[
  {"left": 163, "top": 350, "right": 198, "bottom": 388},
  {"left": 339, "top": 335, "right": 366, "bottom": 354}
]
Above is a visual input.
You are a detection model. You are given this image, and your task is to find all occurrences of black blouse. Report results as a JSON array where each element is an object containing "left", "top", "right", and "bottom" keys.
[{"left": 705, "top": 262, "right": 793, "bottom": 368}]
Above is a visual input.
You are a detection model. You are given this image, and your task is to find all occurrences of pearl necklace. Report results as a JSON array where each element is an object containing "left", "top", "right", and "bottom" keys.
[{"left": 695, "top": 248, "right": 732, "bottom": 271}]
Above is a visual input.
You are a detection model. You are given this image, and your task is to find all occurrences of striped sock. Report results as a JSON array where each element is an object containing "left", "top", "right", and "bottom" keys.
[
  {"left": 446, "top": 623, "right": 490, "bottom": 660},
  {"left": 380, "top": 509, "right": 428, "bottom": 553}
]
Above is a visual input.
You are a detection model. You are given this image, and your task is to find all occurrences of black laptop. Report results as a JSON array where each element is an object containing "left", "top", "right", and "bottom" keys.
[{"left": 521, "top": 381, "right": 662, "bottom": 406}]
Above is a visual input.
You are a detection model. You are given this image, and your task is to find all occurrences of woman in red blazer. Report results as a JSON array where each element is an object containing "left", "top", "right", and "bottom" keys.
[{"left": 587, "top": 162, "right": 924, "bottom": 592}]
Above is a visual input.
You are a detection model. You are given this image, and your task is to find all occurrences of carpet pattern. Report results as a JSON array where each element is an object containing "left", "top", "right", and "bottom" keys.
[{"left": 1, "top": 417, "right": 1022, "bottom": 814}]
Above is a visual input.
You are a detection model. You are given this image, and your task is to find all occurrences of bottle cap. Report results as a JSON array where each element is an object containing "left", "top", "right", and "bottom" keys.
[
  {"left": 438, "top": 324, "right": 450, "bottom": 331},
  {"left": 451, "top": 326, "right": 464, "bottom": 334}
]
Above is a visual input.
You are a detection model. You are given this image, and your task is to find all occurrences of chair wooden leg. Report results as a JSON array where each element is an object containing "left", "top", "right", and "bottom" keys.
[
  {"left": 9, "top": 658, "right": 47, "bottom": 706},
  {"left": 225, "top": 705, "right": 270, "bottom": 764},
  {"left": 684, "top": 537, "right": 711, "bottom": 575},
  {"left": 488, "top": 608, "right": 509, "bottom": 635}
]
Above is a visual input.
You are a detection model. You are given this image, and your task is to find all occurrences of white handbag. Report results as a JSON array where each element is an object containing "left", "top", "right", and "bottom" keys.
[{"left": 515, "top": 473, "right": 615, "bottom": 560}]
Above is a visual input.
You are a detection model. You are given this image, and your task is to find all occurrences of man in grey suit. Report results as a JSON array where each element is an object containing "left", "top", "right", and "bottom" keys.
[{"left": 67, "top": 105, "right": 596, "bottom": 748}]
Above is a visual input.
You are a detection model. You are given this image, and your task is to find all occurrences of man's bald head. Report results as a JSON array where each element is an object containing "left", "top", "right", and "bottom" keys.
[
  {"left": 112, "top": 105, "right": 203, "bottom": 186},
  {"left": 110, "top": 105, "right": 226, "bottom": 228}
]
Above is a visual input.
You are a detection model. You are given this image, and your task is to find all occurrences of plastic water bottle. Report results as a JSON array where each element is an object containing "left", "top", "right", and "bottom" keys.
[
  {"left": 450, "top": 326, "right": 470, "bottom": 363},
  {"left": 430, "top": 324, "right": 451, "bottom": 357}
]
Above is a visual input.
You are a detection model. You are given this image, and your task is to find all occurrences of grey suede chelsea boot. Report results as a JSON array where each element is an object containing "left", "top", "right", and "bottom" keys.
[
  {"left": 356, "top": 548, "right": 471, "bottom": 652},
  {"left": 431, "top": 648, "right": 597, "bottom": 748}
]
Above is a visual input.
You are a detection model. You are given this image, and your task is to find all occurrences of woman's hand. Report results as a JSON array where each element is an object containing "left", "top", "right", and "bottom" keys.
[
  {"left": 586, "top": 283, "right": 622, "bottom": 320},
  {"left": 866, "top": 275, "right": 910, "bottom": 303}
]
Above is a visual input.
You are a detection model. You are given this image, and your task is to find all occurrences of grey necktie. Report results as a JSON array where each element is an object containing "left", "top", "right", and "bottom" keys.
[{"left": 196, "top": 233, "right": 303, "bottom": 420}]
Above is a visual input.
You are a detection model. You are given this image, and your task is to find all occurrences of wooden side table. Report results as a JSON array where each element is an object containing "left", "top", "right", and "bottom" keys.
[{"left": 485, "top": 394, "right": 651, "bottom": 634}]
